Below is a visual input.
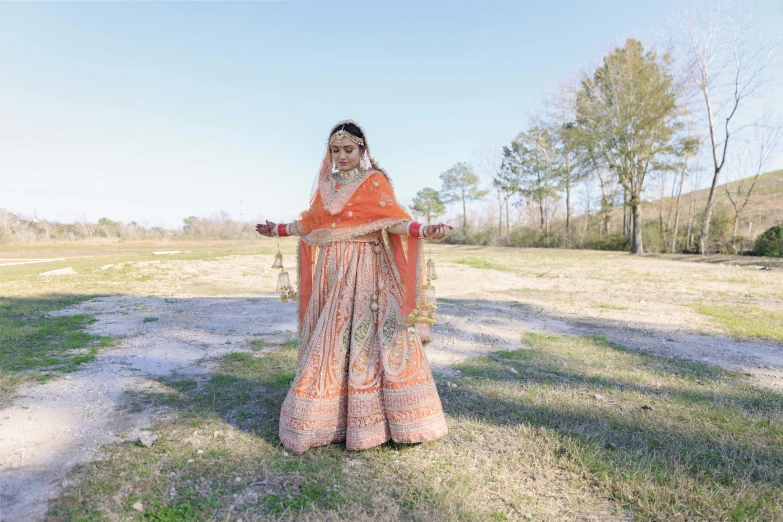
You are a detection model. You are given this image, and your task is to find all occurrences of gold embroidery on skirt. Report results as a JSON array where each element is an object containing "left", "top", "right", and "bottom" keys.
[{"left": 279, "top": 240, "right": 448, "bottom": 453}]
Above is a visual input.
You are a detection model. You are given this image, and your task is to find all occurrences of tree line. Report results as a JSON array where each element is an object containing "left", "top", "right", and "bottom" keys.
[
  {"left": 410, "top": 2, "right": 781, "bottom": 255},
  {"left": 0, "top": 210, "right": 257, "bottom": 243}
]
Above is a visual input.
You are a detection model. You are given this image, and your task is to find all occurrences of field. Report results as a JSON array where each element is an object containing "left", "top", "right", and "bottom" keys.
[{"left": 1, "top": 240, "right": 783, "bottom": 521}]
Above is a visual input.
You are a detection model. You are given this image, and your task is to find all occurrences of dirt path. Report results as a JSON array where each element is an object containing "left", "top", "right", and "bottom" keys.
[
  {"left": 2, "top": 261, "right": 782, "bottom": 521},
  {"left": 427, "top": 264, "right": 783, "bottom": 387},
  {"left": 0, "top": 294, "right": 296, "bottom": 521}
]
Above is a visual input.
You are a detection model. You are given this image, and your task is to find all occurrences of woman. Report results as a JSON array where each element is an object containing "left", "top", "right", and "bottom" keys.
[{"left": 256, "top": 120, "right": 451, "bottom": 454}]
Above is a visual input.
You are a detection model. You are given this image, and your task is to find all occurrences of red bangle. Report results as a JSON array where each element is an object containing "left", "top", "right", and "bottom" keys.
[
  {"left": 408, "top": 222, "right": 422, "bottom": 238},
  {"left": 276, "top": 223, "right": 289, "bottom": 237}
]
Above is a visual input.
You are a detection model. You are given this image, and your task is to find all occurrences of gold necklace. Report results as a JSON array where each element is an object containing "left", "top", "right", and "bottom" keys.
[{"left": 331, "top": 166, "right": 367, "bottom": 185}]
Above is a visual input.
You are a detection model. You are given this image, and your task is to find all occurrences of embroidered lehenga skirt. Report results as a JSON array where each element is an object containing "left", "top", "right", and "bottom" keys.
[{"left": 279, "top": 238, "right": 448, "bottom": 453}]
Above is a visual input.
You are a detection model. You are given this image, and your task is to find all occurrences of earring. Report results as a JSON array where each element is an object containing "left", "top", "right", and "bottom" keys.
[
  {"left": 360, "top": 156, "right": 367, "bottom": 170},
  {"left": 332, "top": 160, "right": 339, "bottom": 172}
]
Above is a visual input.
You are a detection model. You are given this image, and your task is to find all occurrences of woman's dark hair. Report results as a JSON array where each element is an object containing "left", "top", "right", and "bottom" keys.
[{"left": 330, "top": 123, "right": 365, "bottom": 143}]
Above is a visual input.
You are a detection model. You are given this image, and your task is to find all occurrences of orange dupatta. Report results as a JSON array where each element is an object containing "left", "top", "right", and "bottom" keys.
[{"left": 296, "top": 171, "right": 422, "bottom": 328}]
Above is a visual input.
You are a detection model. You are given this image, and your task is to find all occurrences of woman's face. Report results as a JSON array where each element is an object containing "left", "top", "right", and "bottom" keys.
[{"left": 330, "top": 137, "right": 363, "bottom": 171}]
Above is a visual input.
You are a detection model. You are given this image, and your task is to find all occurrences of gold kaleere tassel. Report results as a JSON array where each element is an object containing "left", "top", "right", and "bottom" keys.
[
  {"left": 411, "top": 263, "right": 438, "bottom": 326},
  {"left": 270, "top": 236, "right": 294, "bottom": 302},
  {"left": 426, "top": 257, "right": 437, "bottom": 281},
  {"left": 276, "top": 270, "right": 293, "bottom": 302},
  {"left": 408, "top": 243, "right": 439, "bottom": 331},
  {"left": 419, "top": 283, "right": 437, "bottom": 325}
]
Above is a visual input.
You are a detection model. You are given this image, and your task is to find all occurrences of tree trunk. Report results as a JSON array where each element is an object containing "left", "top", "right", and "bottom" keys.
[
  {"left": 462, "top": 193, "right": 467, "bottom": 232},
  {"left": 671, "top": 168, "right": 685, "bottom": 253},
  {"left": 631, "top": 203, "right": 644, "bottom": 254},
  {"left": 699, "top": 166, "right": 721, "bottom": 254},
  {"left": 686, "top": 192, "right": 695, "bottom": 250},
  {"left": 565, "top": 182, "right": 571, "bottom": 248},
  {"left": 505, "top": 198, "right": 510, "bottom": 240},
  {"left": 582, "top": 194, "right": 591, "bottom": 247},
  {"left": 731, "top": 211, "right": 739, "bottom": 239},
  {"left": 622, "top": 189, "right": 628, "bottom": 238},
  {"left": 698, "top": 82, "right": 725, "bottom": 256},
  {"left": 497, "top": 188, "right": 502, "bottom": 235},
  {"left": 596, "top": 170, "right": 611, "bottom": 237},
  {"left": 545, "top": 203, "right": 550, "bottom": 247}
]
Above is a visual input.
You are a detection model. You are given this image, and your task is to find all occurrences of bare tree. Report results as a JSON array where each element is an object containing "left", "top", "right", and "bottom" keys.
[
  {"left": 673, "top": 0, "right": 780, "bottom": 253},
  {"left": 79, "top": 215, "right": 96, "bottom": 239},
  {"left": 475, "top": 143, "right": 507, "bottom": 238},
  {"left": 580, "top": 181, "right": 593, "bottom": 247},
  {"left": 669, "top": 139, "right": 700, "bottom": 252},
  {"left": 0, "top": 210, "right": 13, "bottom": 239},
  {"left": 684, "top": 165, "right": 706, "bottom": 251},
  {"left": 725, "top": 112, "right": 783, "bottom": 243},
  {"left": 545, "top": 78, "right": 587, "bottom": 248},
  {"left": 653, "top": 168, "right": 673, "bottom": 249}
]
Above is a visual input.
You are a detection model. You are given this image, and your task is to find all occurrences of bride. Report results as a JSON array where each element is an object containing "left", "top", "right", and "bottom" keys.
[{"left": 256, "top": 120, "right": 451, "bottom": 453}]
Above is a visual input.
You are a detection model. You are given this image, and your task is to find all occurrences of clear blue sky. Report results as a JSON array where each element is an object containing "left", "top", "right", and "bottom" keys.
[{"left": 2, "top": 1, "right": 781, "bottom": 228}]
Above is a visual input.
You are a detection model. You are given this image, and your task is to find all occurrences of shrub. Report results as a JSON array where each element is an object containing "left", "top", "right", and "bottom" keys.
[
  {"left": 754, "top": 225, "right": 783, "bottom": 257},
  {"left": 583, "top": 232, "right": 630, "bottom": 252}
]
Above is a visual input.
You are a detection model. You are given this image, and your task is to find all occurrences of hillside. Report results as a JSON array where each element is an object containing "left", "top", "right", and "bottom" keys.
[
  {"left": 653, "top": 168, "right": 783, "bottom": 236},
  {"left": 590, "top": 169, "right": 783, "bottom": 248}
]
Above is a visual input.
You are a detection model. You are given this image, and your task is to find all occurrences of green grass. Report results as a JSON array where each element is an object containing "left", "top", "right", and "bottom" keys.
[
  {"left": 454, "top": 256, "right": 508, "bottom": 271},
  {"left": 0, "top": 294, "right": 113, "bottom": 403},
  {"left": 48, "top": 333, "right": 783, "bottom": 521},
  {"left": 453, "top": 332, "right": 783, "bottom": 520},
  {"left": 143, "top": 316, "right": 159, "bottom": 323},
  {"left": 696, "top": 304, "right": 783, "bottom": 342}
]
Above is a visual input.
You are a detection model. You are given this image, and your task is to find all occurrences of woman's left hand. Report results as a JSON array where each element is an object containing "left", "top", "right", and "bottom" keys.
[{"left": 426, "top": 223, "right": 453, "bottom": 240}]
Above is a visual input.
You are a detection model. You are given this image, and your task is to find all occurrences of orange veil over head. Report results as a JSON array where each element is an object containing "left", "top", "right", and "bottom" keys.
[{"left": 295, "top": 120, "right": 425, "bottom": 329}]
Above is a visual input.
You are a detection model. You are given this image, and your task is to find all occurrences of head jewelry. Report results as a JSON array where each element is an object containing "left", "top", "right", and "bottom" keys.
[{"left": 310, "top": 120, "right": 392, "bottom": 211}]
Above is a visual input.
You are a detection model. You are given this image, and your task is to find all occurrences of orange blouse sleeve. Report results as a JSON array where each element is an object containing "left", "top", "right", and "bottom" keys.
[{"left": 297, "top": 172, "right": 410, "bottom": 234}]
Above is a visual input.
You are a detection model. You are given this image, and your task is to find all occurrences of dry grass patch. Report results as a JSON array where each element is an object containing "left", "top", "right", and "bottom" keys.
[{"left": 48, "top": 332, "right": 783, "bottom": 520}]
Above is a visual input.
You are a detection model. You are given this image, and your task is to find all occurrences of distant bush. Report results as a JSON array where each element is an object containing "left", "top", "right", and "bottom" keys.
[
  {"left": 754, "top": 225, "right": 783, "bottom": 257},
  {"left": 442, "top": 227, "right": 495, "bottom": 246},
  {"left": 507, "top": 227, "right": 543, "bottom": 248},
  {"left": 583, "top": 233, "right": 630, "bottom": 252}
]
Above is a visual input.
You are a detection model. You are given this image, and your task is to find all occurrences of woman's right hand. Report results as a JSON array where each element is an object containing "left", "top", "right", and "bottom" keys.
[{"left": 255, "top": 220, "right": 277, "bottom": 237}]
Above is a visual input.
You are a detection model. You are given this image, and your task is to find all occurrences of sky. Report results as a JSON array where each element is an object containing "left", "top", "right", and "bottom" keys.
[{"left": 1, "top": 1, "right": 782, "bottom": 229}]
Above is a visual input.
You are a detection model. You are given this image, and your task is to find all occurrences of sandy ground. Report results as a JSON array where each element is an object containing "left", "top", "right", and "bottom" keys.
[
  {"left": 1, "top": 253, "right": 782, "bottom": 521},
  {"left": 427, "top": 263, "right": 783, "bottom": 388}
]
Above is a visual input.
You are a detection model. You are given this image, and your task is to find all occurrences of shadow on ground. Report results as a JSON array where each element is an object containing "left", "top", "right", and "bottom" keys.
[{"left": 5, "top": 292, "right": 783, "bottom": 520}]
